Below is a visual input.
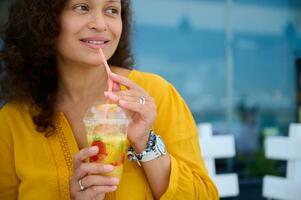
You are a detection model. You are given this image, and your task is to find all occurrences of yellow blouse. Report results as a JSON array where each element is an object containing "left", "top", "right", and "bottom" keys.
[{"left": 0, "top": 70, "right": 218, "bottom": 200}]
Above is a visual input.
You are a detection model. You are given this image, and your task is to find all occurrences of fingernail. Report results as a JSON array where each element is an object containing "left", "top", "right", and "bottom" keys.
[
  {"left": 111, "top": 178, "right": 119, "bottom": 184},
  {"left": 110, "top": 186, "right": 117, "bottom": 191},
  {"left": 89, "top": 146, "right": 98, "bottom": 153}
]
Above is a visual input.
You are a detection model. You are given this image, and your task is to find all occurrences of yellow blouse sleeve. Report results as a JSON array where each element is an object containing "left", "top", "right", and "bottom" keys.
[
  {"left": 0, "top": 105, "right": 20, "bottom": 200},
  {"left": 151, "top": 81, "right": 219, "bottom": 200}
]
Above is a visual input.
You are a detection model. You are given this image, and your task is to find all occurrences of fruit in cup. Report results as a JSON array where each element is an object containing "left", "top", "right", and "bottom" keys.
[
  {"left": 111, "top": 154, "right": 124, "bottom": 166},
  {"left": 83, "top": 103, "right": 128, "bottom": 179},
  {"left": 89, "top": 140, "right": 108, "bottom": 162}
]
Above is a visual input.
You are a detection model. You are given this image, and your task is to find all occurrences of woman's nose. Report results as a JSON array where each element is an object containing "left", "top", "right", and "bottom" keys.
[{"left": 87, "top": 12, "right": 107, "bottom": 32}]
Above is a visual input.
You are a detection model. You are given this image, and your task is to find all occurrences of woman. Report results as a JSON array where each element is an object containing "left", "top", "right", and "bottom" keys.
[{"left": 0, "top": 0, "right": 218, "bottom": 199}]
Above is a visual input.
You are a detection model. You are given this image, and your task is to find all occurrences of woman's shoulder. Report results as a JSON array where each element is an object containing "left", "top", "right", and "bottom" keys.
[{"left": 0, "top": 101, "right": 30, "bottom": 119}]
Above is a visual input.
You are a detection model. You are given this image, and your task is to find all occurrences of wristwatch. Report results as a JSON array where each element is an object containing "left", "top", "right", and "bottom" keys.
[{"left": 127, "top": 130, "right": 167, "bottom": 165}]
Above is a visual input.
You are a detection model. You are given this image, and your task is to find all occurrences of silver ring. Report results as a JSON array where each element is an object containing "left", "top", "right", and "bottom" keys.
[
  {"left": 138, "top": 96, "right": 146, "bottom": 105},
  {"left": 78, "top": 179, "right": 85, "bottom": 191}
]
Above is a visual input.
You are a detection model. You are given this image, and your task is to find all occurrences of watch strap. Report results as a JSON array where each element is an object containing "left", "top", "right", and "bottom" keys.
[{"left": 127, "top": 130, "right": 166, "bottom": 165}]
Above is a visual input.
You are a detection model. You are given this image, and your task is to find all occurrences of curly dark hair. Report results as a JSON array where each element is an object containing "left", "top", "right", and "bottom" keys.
[{"left": 0, "top": 0, "right": 134, "bottom": 135}]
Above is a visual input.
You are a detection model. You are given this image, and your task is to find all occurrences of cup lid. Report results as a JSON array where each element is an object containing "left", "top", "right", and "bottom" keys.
[{"left": 83, "top": 103, "right": 129, "bottom": 125}]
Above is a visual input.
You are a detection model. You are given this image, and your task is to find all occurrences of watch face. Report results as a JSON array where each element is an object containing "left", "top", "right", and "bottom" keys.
[{"left": 156, "top": 136, "right": 166, "bottom": 154}]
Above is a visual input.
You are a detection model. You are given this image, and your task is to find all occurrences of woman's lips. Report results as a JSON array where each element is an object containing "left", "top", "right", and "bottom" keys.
[{"left": 80, "top": 39, "right": 109, "bottom": 49}]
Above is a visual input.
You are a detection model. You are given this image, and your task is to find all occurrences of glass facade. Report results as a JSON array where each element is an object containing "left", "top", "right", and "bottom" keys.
[{"left": 1, "top": 0, "right": 300, "bottom": 199}]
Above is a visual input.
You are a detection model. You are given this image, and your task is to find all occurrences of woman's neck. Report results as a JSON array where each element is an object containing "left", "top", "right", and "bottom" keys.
[{"left": 57, "top": 61, "right": 108, "bottom": 106}]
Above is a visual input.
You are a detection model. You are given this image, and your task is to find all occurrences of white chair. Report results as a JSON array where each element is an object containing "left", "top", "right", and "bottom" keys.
[
  {"left": 198, "top": 123, "right": 239, "bottom": 198},
  {"left": 263, "top": 123, "right": 301, "bottom": 200}
]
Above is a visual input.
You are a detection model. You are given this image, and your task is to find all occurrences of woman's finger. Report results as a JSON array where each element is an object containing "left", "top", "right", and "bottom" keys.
[
  {"left": 80, "top": 174, "right": 119, "bottom": 188},
  {"left": 104, "top": 92, "right": 140, "bottom": 103},
  {"left": 73, "top": 146, "right": 99, "bottom": 169},
  {"left": 118, "top": 99, "right": 149, "bottom": 114},
  {"left": 104, "top": 91, "right": 156, "bottom": 117},
  {"left": 74, "top": 163, "right": 114, "bottom": 180},
  {"left": 107, "top": 90, "right": 148, "bottom": 98},
  {"left": 71, "top": 181, "right": 117, "bottom": 199},
  {"left": 105, "top": 91, "right": 152, "bottom": 104},
  {"left": 84, "top": 185, "right": 118, "bottom": 197},
  {"left": 108, "top": 72, "right": 144, "bottom": 92}
]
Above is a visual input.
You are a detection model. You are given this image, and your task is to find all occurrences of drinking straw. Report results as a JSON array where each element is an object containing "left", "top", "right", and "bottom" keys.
[
  {"left": 99, "top": 48, "right": 113, "bottom": 92},
  {"left": 98, "top": 48, "right": 113, "bottom": 119}
]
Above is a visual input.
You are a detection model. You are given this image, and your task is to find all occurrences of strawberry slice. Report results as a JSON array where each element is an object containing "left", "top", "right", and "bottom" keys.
[{"left": 89, "top": 140, "right": 107, "bottom": 162}]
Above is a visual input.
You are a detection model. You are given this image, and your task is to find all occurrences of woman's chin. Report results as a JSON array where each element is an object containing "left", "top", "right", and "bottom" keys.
[{"left": 79, "top": 59, "right": 103, "bottom": 67}]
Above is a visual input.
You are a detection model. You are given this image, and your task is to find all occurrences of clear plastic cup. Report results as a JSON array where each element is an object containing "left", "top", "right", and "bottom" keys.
[{"left": 83, "top": 103, "right": 129, "bottom": 180}]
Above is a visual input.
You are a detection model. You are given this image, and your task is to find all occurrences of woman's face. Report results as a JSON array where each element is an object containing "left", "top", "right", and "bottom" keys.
[{"left": 56, "top": 0, "right": 122, "bottom": 67}]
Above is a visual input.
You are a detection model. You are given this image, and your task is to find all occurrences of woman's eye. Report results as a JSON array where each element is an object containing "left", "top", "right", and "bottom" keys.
[
  {"left": 73, "top": 4, "right": 89, "bottom": 12},
  {"left": 105, "top": 7, "right": 119, "bottom": 15}
]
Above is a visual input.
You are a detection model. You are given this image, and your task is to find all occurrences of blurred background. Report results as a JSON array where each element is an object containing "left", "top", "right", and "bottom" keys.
[
  {"left": 1, "top": 0, "right": 301, "bottom": 199},
  {"left": 132, "top": 0, "right": 301, "bottom": 199}
]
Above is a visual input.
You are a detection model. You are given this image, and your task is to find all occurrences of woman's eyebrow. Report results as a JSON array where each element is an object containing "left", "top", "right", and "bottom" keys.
[{"left": 107, "top": 0, "right": 121, "bottom": 3}]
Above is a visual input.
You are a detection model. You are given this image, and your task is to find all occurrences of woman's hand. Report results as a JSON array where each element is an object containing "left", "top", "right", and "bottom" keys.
[
  {"left": 70, "top": 146, "right": 119, "bottom": 200},
  {"left": 104, "top": 72, "right": 157, "bottom": 152}
]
